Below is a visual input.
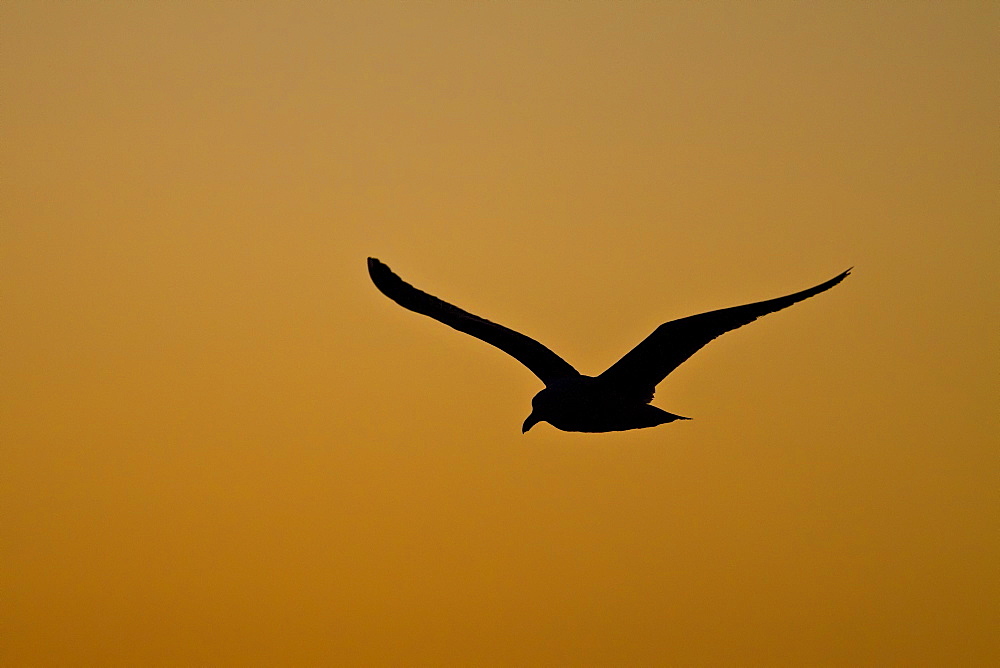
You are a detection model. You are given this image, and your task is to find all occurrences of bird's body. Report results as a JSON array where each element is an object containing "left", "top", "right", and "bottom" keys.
[
  {"left": 524, "top": 376, "right": 688, "bottom": 433},
  {"left": 367, "top": 257, "right": 850, "bottom": 433}
]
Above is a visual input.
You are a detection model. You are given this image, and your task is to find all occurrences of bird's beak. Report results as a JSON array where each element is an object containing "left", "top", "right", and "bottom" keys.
[{"left": 522, "top": 412, "right": 540, "bottom": 434}]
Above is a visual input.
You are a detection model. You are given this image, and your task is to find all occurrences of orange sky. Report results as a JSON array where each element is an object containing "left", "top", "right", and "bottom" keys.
[{"left": 2, "top": 2, "right": 997, "bottom": 665}]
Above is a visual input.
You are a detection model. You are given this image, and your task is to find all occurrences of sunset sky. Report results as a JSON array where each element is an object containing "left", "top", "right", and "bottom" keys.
[{"left": 3, "top": 2, "right": 997, "bottom": 664}]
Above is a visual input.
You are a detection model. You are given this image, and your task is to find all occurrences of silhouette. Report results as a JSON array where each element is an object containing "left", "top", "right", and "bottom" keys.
[{"left": 368, "top": 258, "right": 850, "bottom": 433}]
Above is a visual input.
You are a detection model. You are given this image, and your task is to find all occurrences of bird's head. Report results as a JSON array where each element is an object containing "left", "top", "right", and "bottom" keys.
[
  {"left": 522, "top": 387, "right": 557, "bottom": 433},
  {"left": 521, "top": 410, "right": 542, "bottom": 433}
]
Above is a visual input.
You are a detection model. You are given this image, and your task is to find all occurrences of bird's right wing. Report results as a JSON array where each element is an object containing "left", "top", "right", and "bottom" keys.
[
  {"left": 368, "top": 258, "right": 580, "bottom": 386},
  {"left": 597, "top": 269, "right": 851, "bottom": 398}
]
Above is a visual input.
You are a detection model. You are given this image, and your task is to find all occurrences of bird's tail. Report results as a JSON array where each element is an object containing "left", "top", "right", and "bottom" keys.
[{"left": 646, "top": 405, "right": 691, "bottom": 426}]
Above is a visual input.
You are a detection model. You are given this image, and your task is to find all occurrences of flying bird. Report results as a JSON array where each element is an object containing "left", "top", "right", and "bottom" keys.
[{"left": 368, "top": 257, "right": 850, "bottom": 433}]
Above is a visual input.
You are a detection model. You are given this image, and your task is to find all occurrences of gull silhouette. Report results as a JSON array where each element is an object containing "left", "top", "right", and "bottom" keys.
[{"left": 368, "top": 258, "right": 850, "bottom": 433}]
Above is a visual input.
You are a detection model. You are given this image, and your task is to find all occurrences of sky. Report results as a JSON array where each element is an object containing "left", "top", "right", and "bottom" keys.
[{"left": 2, "top": 2, "right": 997, "bottom": 665}]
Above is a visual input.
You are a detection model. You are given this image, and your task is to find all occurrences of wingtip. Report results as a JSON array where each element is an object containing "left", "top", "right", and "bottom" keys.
[
  {"left": 367, "top": 257, "right": 391, "bottom": 279},
  {"left": 828, "top": 266, "right": 852, "bottom": 285}
]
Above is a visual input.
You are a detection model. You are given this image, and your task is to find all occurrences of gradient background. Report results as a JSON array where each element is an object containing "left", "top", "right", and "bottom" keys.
[{"left": 3, "top": 2, "right": 997, "bottom": 665}]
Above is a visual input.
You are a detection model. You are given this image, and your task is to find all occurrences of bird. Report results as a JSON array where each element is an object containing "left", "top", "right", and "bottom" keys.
[{"left": 367, "top": 257, "right": 850, "bottom": 433}]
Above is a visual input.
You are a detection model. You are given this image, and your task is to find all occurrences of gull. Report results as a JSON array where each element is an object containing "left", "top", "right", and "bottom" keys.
[{"left": 368, "top": 258, "right": 850, "bottom": 433}]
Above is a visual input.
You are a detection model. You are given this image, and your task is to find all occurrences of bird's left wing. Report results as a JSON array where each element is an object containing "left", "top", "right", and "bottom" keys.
[
  {"left": 597, "top": 269, "right": 851, "bottom": 399},
  {"left": 368, "top": 258, "right": 579, "bottom": 386}
]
